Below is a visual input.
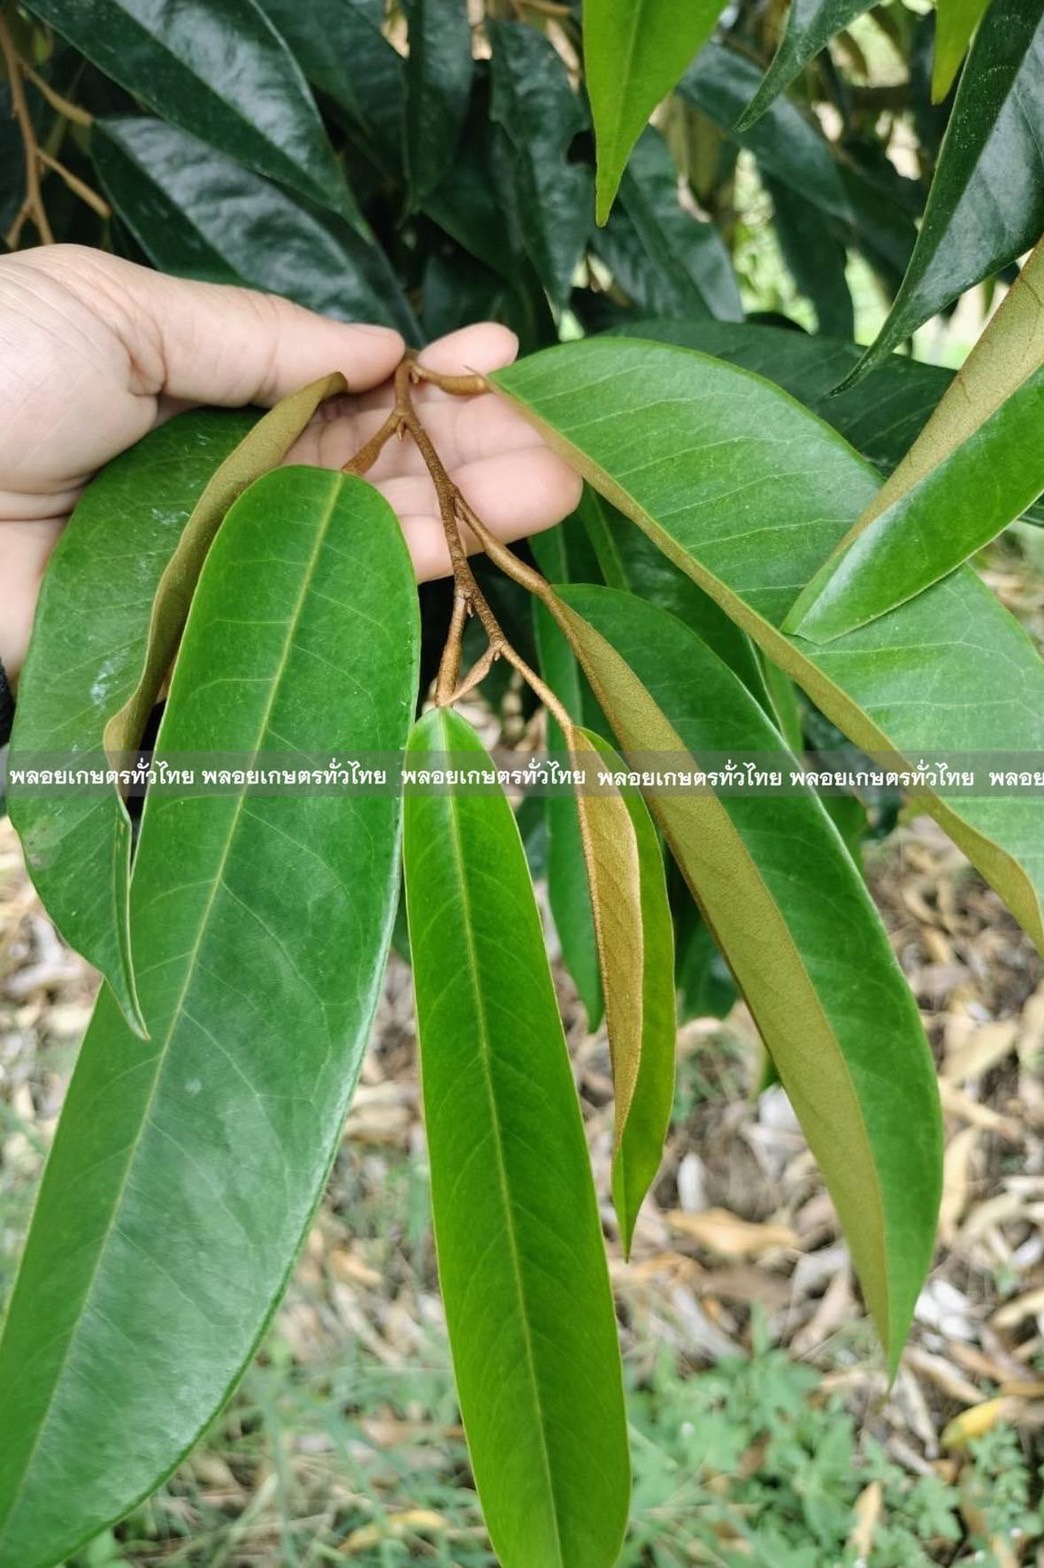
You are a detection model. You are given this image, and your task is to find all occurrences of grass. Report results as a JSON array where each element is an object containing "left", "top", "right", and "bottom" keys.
[{"left": 55, "top": 1133, "right": 1042, "bottom": 1568}]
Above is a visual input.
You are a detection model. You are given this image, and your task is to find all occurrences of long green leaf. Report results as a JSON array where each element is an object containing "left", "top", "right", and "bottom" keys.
[
  {"left": 573, "top": 729, "right": 675, "bottom": 1254},
  {"left": 584, "top": 0, "right": 725, "bottom": 223},
  {"left": 93, "top": 118, "right": 418, "bottom": 336},
  {"left": 0, "top": 468, "right": 420, "bottom": 1568},
  {"left": 403, "top": 706, "right": 630, "bottom": 1568},
  {"left": 590, "top": 127, "right": 742, "bottom": 322},
  {"left": 492, "top": 338, "right": 1044, "bottom": 951},
  {"left": 550, "top": 584, "right": 941, "bottom": 1369},
  {"left": 738, "top": 0, "right": 875, "bottom": 128},
  {"left": 680, "top": 41, "right": 852, "bottom": 225},
  {"left": 404, "top": 0, "right": 473, "bottom": 203},
  {"left": 789, "top": 239, "right": 1044, "bottom": 636},
  {"left": 488, "top": 20, "right": 593, "bottom": 308},
  {"left": 764, "top": 172, "right": 854, "bottom": 339},
  {"left": 850, "top": 0, "right": 1044, "bottom": 382},
  {"left": 9, "top": 382, "right": 344, "bottom": 1030},
  {"left": 23, "top": 0, "right": 363, "bottom": 229}
]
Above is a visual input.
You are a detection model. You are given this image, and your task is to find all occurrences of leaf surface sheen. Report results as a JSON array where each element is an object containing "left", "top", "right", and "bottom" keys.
[
  {"left": 0, "top": 468, "right": 420, "bottom": 1568},
  {"left": 23, "top": 0, "right": 363, "bottom": 227},
  {"left": 491, "top": 338, "right": 1044, "bottom": 951},
  {"left": 93, "top": 118, "right": 418, "bottom": 334},
  {"left": 403, "top": 706, "right": 630, "bottom": 1568}
]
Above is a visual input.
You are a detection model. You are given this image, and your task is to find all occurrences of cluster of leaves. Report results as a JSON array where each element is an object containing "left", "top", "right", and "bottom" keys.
[{"left": 0, "top": 2, "right": 1043, "bottom": 1567}]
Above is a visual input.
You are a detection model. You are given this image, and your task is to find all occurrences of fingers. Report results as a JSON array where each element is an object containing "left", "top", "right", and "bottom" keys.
[
  {"left": 24, "top": 247, "right": 405, "bottom": 408},
  {"left": 414, "top": 322, "right": 519, "bottom": 387},
  {"left": 374, "top": 448, "right": 583, "bottom": 582},
  {"left": 301, "top": 390, "right": 555, "bottom": 478}
]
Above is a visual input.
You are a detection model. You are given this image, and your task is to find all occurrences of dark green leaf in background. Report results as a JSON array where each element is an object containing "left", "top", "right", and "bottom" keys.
[
  {"left": 489, "top": 20, "right": 593, "bottom": 308},
  {"left": 403, "top": 706, "right": 630, "bottom": 1568},
  {"left": 254, "top": 0, "right": 405, "bottom": 173},
  {"left": 738, "top": 0, "right": 875, "bottom": 127},
  {"left": 763, "top": 173, "right": 854, "bottom": 339},
  {"left": 680, "top": 42, "right": 852, "bottom": 225},
  {"left": 552, "top": 585, "right": 941, "bottom": 1370},
  {"left": 93, "top": 118, "right": 419, "bottom": 335},
  {"left": 584, "top": 0, "right": 725, "bottom": 223},
  {"left": 23, "top": 0, "right": 366, "bottom": 230},
  {"left": 404, "top": 0, "right": 474, "bottom": 203},
  {"left": 851, "top": 0, "right": 1044, "bottom": 382},
  {"left": 493, "top": 339, "right": 1044, "bottom": 951},
  {"left": 0, "top": 469, "right": 420, "bottom": 1568},
  {"left": 590, "top": 127, "right": 743, "bottom": 322}
]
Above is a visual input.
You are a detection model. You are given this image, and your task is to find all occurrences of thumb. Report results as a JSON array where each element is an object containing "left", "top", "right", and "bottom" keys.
[{"left": 140, "top": 264, "right": 406, "bottom": 406}]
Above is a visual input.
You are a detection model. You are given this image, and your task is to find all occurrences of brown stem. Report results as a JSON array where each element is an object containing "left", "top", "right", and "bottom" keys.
[
  {"left": 408, "top": 360, "right": 489, "bottom": 397},
  {"left": 436, "top": 590, "right": 469, "bottom": 706},
  {"left": 20, "top": 63, "right": 92, "bottom": 127},
  {"left": 36, "top": 149, "right": 110, "bottom": 217},
  {"left": 343, "top": 352, "right": 571, "bottom": 726},
  {"left": 451, "top": 643, "right": 500, "bottom": 703},
  {"left": 0, "top": 15, "right": 54, "bottom": 246}
]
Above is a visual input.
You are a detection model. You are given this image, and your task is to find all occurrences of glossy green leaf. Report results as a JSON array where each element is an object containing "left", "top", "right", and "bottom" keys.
[
  {"left": 403, "top": 706, "right": 630, "bottom": 1568},
  {"left": 738, "top": 0, "right": 874, "bottom": 128},
  {"left": 22, "top": 0, "right": 364, "bottom": 229},
  {"left": 492, "top": 338, "right": 1044, "bottom": 951},
  {"left": 680, "top": 42, "right": 852, "bottom": 225},
  {"left": 254, "top": 0, "right": 404, "bottom": 168},
  {"left": 0, "top": 468, "right": 420, "bottom": 1568},
  {"left": 584, "top": 0, "right": 724, "bottom": 223},
  {"left": 10, "top": 381, "right": 344, "bottom": 1030},
  {"left": 851, "top": 0, "right": 1044, "bottom": 382},
  {"left": 764, "top": 173, "right": 854, "bottom": 339},
  {"left": 790, "top": 239, "right": 1044, "bottom": 636},
  {"left": 590, "top": 127, "right": 743, "bottom": 322},
  {"left": 488, "top": 20, "right": 593, "bottom": 308},
  {"left": 93, "top": 117, "right": 418, "bottom": 335},
  {"left": 932, "top": 0, "right": 991, "bottom": 102},
  {"left": 573, "top": 729, "right": 675, "bottom": 1254},
  {"left": 404, "top": 0, "right": 473, "bottom": 203},
  {"left": 551, "top": 584, "right": 941, "bottom": 1369}
]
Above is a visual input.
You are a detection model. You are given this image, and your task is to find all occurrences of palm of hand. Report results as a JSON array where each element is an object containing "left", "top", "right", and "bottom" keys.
[{"left": 0, "top": 245, "right": 578, "bottom": 678}]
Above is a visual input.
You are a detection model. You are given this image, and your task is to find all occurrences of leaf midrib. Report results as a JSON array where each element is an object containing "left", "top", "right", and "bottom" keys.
[
  {"left": 440, "top": 756, "right": 567, "bottom": 1568},
  {"left": 0, "top": 477, "right": 342, "bottom": 1542}
]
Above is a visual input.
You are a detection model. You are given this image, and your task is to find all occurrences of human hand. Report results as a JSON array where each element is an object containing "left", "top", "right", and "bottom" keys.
[{"left": 0, "top": 245, "right": 581, "bottom": 686}]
